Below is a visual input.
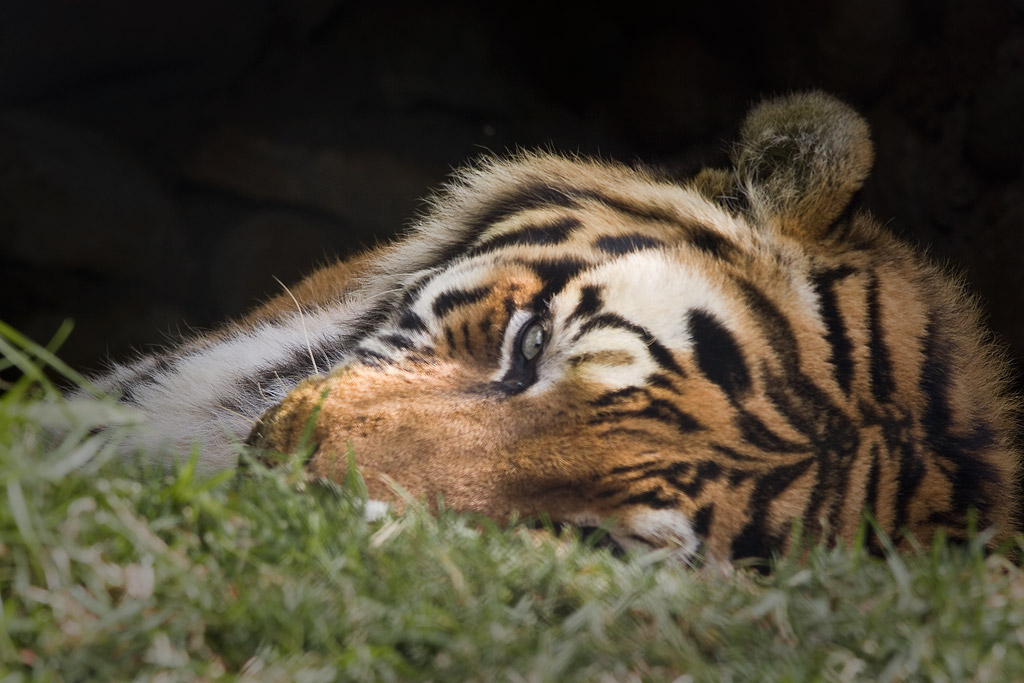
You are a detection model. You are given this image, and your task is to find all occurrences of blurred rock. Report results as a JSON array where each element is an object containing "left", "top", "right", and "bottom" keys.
[
  {"left": 180, "top": 127, "right": 437, "bottom": 240},
  {"left": 208, "top": 210, "right": 352, "bottom": 317},
  {"left": 968, "top": 73, "right": 1024, "bottom": 179},
  {"left": 0, "top": 0, "right": 275, "bottom": 104},
  {"left": 816, "top": 0, "right": 910, "bottom": 97},
  {"left": 616, "top": 35, "right": 747, "bottom": 149},
  {"left": 0, "top": 112, "right": 182, "bottom": 276}
]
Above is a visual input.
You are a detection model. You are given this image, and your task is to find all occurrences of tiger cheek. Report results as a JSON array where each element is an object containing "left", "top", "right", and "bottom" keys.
[{"left": 249, "top": 365, "right": 539, "bottom": 516}]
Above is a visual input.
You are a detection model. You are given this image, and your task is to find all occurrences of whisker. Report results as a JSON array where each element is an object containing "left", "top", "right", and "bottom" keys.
[
  {"left": 216, "top": 404, "right": 256, "bottom": 423},
  {"left": 274, "top": 275, "right": 320, "bottom": 376}
]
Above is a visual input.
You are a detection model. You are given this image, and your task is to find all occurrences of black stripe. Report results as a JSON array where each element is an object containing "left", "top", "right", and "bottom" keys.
[
  {"left": 522, "top": 258, "right": 590, "bottom": 310},
  {"left": 918, "top": 319, "right": 955, "bottom": 447},
  {"left": 118, "top": 383, "right": 142, "bottom": 405},
  {"left": 338, "top": 311, "right": 388, "bottom": 351},
  {"left": 594, "top": 233, "right": 665, "bottom": 255},
  {"left": 810, "top": 266, "right": 856, "bottom": 394},
  {"left": 854, "top": 399, "right": 927, "bottom": 539},
  {"left": 470, "top": 181, "right": 698, "bottom": 238},
  {"left": 761, "top": 365, "right": 857, "bottom": 455},
  {"left": 468, "top": 183, "right": 579, "bottom": 235},
  {"left": 737, "top": 274, "right": 869, "bottom": 543},
  {"left": 466, "top": 216, "right": 581, "bottom": 256},
  {"left": 735, "top": 279, "right": 854, "bottom": 454},
  {"left": 354, "top": 347, "right": 392, "bottom": 365},
  {"left": 502, "top": 295, "right": 517, "bottom": 318},
  {"left": 731, "top": 458, "right": 815, "bottom": 560},
  {"left": 592, "top": 400, "right": 702, "bottom": 437},
  {"left": 568, "top": 284, "right": 603, "bottom": 323},
  {"left": 676, "top": 461, "right": 723, "bottom": 498},
  {"left": 639, "top": 461, "right": 692, "bottom": 483},
  {"left": 447, "top": 180, "right": 728, "bottom": 274},
  {"left": 918, "top": 319, "right": 1001, "bottom": 520},
  {"left": 735, "top": 412, "right": 807, "bottom": 453},
  {"left": 398, "top": 270, "right": 441, "bottom": 309},
  {"left": 443, "top": 325, "right": 457, "bottom": 352},
  {"left": 866, "top": 276, "right": 895, "bottom": 404},
  {"left": 645, "top": 373, "right": 677, "bottom": 391},
  {"left": 576, "top": 313, "right": 687, "bottom": 378},
  {"left": 710, "top": 443, "right": 760, "bottom": 462},
  {"left": 432, "top": 285, "right": 493, "bottom": 318},
  {"left": 688, "top": 309, "right": 751, "bottom": 400},
  {"left": 235, "top": 327, "right": 352, "bottom": 423},
  {"left": 688, "top": 227, "right": 736, "bottom": 260},
  {"left": 621, "top": 488, "right": 676, "bottom": 509},
  {"left": 397, "top": 310, "right": 427, "bottom": 332},
  {"left": 729, "top": 471, "right": 753, "bottom": 485},
  {"left": 236, "top": 304, "right": 394, "bottom": 417},
  {"left": 728, "top": 469, "right": 752, "bottom": 486},
  {"left": 736, "top": 280, "right": 801, "bottom": 374},
  {"left": 575, "top": 187, "right": 681, "bottom": 225},
  {"left": 380, "top": 334, "right": 415, "bottom": 350},
  {"left": 639, "top": 399, "right": 703, "bottom": 434},
  {"left": 693, "top": 504, "right": 715, "bottom": 538},
  {"left": 608, "top": 460, "right": 661, "bottom": 475},
  {"left": 478, "top": 314, "right": 496, "bottom": 346},
  {"left": 593, "top": 386, "right": 648, "bottom": 407},
  {"left": 249, "top": 346, "right": 320, "bottom": 396},
  {"left": 894, "top": 440, "right": 924, "bottom": 534}
]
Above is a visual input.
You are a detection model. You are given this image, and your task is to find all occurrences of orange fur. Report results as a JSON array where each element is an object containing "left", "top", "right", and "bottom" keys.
[{"left": 235, "top": 93, "right": 1020, "bottom": 562}]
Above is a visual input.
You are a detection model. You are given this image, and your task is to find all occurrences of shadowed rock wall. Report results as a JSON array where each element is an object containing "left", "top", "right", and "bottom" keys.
[{"left": 1, "top": 1, "right": 1021, "bottom": 393}]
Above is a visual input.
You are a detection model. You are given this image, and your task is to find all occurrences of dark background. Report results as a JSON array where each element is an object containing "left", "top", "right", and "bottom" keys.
[{"left": 1, "top": 0, "right": 1022, "bottom": 393}]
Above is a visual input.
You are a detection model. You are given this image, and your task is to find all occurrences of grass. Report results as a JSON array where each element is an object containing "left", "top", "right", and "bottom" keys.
[{"left": 2, "top": 322, "right": 1024, "bottom": 682}]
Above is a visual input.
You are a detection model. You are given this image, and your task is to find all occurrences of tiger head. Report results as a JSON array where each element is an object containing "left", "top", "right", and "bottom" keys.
[{"left": 247, "top": 92, "right": 1018, "bottom": 563}]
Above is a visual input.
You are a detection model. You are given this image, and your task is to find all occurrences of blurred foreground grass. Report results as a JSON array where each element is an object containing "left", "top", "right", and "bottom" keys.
[{"left": 1, "top": 321, "right": 1023, "bottom": 682}]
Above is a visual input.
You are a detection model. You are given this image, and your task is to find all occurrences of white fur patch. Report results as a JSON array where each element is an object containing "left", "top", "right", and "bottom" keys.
[
  {"left": 565, "top": 508, "right": 701, "bottom": 563},
  {"left": 575, "top": 250, "right": 737, "bottom": 347},
  {"left": 525, "top": 249, "right": 743, "bottom": 394},
  {"left": 612, "top": 509, "right": 701, "bottom": 563},
  {"left": 97, "top": 308, "right": 364, "bottom": 472},
  {"left": 561, "top": 327, "right": 657, "bottom": 390}
]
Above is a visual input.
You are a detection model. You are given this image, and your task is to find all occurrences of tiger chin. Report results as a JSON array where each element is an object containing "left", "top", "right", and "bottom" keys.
[{"left": 98, "top": 92, "right": 1020, "bottom": 565}]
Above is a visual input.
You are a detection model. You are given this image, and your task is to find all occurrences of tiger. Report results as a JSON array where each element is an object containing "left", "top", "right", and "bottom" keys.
[{"left": 94, "top": 92, "right": 1020, "bottom": 564}]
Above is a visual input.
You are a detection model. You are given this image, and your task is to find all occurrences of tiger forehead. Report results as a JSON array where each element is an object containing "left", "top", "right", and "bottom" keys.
[{"left": 466, "top": 184, "right": 744, "bottom": 262}]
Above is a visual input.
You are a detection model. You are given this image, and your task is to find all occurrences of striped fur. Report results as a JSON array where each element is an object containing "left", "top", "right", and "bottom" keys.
[{"left": 100, "top": 93, "right": 1020, "bottom": 563}]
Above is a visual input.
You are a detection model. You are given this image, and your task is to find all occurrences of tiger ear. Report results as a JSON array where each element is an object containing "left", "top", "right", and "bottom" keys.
[{"left": 729, "top": 91, "right": 874, "bottom": 241}]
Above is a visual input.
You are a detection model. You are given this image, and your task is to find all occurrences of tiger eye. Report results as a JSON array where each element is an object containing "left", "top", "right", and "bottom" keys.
[{"left": 520, "top": 321, "right": 545, "bottom": 361}]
